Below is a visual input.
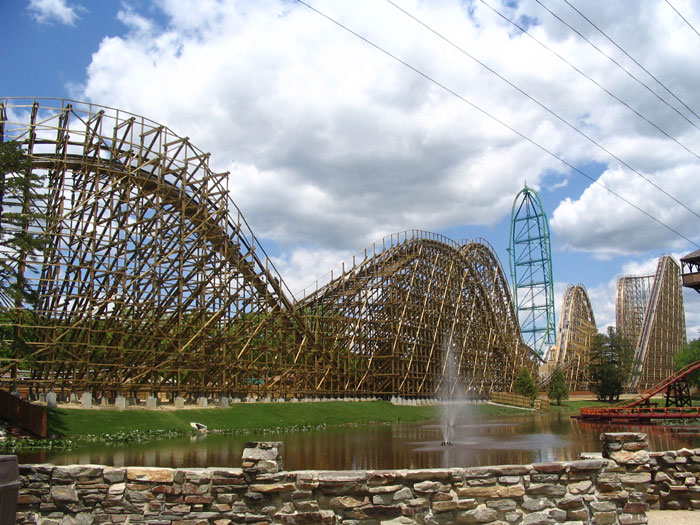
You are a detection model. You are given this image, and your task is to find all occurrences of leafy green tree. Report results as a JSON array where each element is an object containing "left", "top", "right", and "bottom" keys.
[
  {"left": 588, "top": 327, "right": 634, "bottom": 403},
  {"left": 673, "top": 339, "right": 700, "bottom": 390},
  {"left": 547, "top": 368, "right": 569, "bottom": 405},
  {"left": 0, "top": 140, "right": 47, "bottom": 378},
  {"left": 514, "top": 367, "right": 538, "bottom": 401}
]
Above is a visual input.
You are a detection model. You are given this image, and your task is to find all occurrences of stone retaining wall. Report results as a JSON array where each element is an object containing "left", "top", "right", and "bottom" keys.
[
  {"left": 13, "top": 433, "right": 696, "bottom": 525},
  {"left": 648, "top": 448, "right": 700, "bottom": 510}
]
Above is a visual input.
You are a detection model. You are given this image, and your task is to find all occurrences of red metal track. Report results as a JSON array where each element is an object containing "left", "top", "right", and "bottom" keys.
[{"left": 578, "top": 360, "right": 700, "bottom": 420}]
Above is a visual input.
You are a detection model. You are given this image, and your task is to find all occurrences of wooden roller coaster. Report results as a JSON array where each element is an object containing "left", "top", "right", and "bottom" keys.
[
  {"left": 0, "top": 98, "right": 536, "bottom": 399},
  {"left": 0, "top": 98, "right": 688, "bottom": 401},
  {"left": 578, "top": 360, "right": 700, "bottom": 421}
]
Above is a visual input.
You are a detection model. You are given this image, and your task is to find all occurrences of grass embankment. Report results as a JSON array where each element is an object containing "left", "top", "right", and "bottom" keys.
[
  {"left": 47, "top": 401, "right": 434, "bottom": 438},
  {"left": 549, "top": 399, "right": 613, "bottom": 412},
  {"left": 0, "top": 398, "right": 611, "bottom": 452},
  {"left": 47, "top": 400, "right": 548, "bottom": 439}
]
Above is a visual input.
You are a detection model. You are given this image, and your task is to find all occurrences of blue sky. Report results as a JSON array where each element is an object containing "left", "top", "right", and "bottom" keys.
[{"left": 4, "top": 0, "right": 700, "bottom": 341}]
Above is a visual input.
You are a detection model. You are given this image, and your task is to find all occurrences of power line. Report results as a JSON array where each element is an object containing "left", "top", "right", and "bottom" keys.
[
  {"left": 534, "top": 0, "right": 700, "bottom": 132},
  {"left": 480, "top": 0, "right": 697, "bottom": 152},
  {"left": 664, "top": 0, "right": 700, "bottom": 40},
  {"left": 295, "top": 0, "right": 699, "bottom": 249},
  {"left": 560, "top": 0, "right": 700, "bottom": 124},
  {"left": 383, "top": 0, "right": 700, "bottom": 224}
]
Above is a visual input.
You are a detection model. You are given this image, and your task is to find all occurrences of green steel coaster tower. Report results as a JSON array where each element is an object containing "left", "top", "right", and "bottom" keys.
[{"left": 508, "top": 186, "right": 556, "bottom": 358}]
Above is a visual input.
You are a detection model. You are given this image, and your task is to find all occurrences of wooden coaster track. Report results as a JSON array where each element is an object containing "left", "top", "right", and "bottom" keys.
[{"left": 1, "top": 98, "right": 538, "bottom": 399}]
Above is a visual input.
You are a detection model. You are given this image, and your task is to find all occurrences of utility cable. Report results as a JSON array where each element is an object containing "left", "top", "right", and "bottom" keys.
[
  {"left": 664, "top": 0, "right": 700, "bottom": 39},
  {"left": 561, "top": 0, "right": 700, "bottom": 124},
  {"left": 534, "top": 0, "right": 700, "bottom": 132},
  {"left": 384, "top": 0, "right": 700, "bottom": 222},
  {"left": 295, "top": 0, "right": 700, "bottom": 249},
  {"left": 480, "top": 0, "right": 697, "bottom": 156}
]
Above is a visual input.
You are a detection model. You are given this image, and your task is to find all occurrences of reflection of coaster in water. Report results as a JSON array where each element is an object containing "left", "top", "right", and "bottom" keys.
[
  {"left": 449, "top": 440, "right": 478, "bottom": 446},
  {"left": 458, "top": 423, "right": 518, "bottom": 429},
  {"left": 410, "top": 441, "right": 453, "bottom": 452},
  {"left": 470, "top": 434, "right": 564, "bottom": 450}
]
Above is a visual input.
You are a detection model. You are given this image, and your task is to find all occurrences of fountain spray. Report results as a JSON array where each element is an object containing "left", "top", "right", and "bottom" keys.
[{"left": 439, "top": 337, "right": 468, "bottom": 446}]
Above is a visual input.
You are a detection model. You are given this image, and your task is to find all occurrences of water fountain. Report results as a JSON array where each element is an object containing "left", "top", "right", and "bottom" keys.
[{"left": 439, "top": 339, "right": 468, "bottom": 446}]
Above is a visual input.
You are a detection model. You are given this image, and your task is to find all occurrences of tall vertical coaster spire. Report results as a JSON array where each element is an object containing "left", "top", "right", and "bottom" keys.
[{"left": 508, "top": 186, "right": 556, "bottom": 358}]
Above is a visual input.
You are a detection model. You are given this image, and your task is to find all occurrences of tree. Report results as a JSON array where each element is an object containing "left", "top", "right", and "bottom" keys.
[
  {"left": 588, "top": 327, "right": 634, "bottom": 403},
  {"left": 673, "top": 339, "right": 700, "bottom": 390},
  {"left": 0, "top": 140, "right": 47, "bottom": 379},
  {"left": 514, "top": 367, "right": 538, "bottom": 401},
  {"left": 547, "top": 368, "right": 569, "bottom": 405}
]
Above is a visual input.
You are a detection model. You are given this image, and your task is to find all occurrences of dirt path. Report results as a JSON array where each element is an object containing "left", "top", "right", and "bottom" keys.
[{"left": 647, "top": 510, "right": 698, "bottom": 524}]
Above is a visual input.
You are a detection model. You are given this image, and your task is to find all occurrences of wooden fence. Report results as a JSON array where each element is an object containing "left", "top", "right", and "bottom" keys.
[
  {"left": 0, "top": 389, "right": 47, "bottom": 437},
  {"left": 491, "top": 391, "right": 550, "bottom": 410}
]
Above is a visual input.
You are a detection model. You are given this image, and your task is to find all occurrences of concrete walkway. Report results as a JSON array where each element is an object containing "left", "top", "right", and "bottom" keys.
[{"left": 647, "top": 510, "right": 698, "bottom": 524}]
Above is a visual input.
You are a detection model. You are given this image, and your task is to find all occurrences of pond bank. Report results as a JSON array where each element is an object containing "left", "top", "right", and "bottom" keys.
[{"left": 42, "top": 400, "right": 551, "bottom": 439}]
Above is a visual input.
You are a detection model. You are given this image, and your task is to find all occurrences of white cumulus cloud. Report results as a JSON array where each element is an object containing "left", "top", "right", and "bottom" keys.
[
  {"left": 28, "top": 0, "right": 81, "bottom": 25},
  {"left": 77, "top": 0, "right": 700, "bottom": 289}
]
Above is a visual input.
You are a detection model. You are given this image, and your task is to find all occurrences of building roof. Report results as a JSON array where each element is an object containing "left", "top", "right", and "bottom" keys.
[{"left": 680, "top": 248, "right": 700, "bottom": 264}]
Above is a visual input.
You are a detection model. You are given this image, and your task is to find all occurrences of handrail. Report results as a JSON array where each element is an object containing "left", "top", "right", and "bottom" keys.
[
  {"left": 579, "top": 405, "right": 700, "bottom": 419},
  {"left": 624, "top": 359, "right": 700, "bottom": 409},
  {"left": 579, "top": 359, "right": 700, "bottom": 419}
]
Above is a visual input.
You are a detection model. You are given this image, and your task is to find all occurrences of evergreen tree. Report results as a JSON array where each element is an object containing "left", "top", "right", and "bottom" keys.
[
  {"left": 514, "top": 367, "right": 538, "bottom": 401},
  {"left": 0, "top": 140, "right": 47, "bottom": 378},
  {"left": 673, "top": 339, "right": 700, "bottom": 390},
  {"left": 547, "top": 368, "right": 569, "bottom": 405},
  {"left": 588, "top": 327, "right": 634, "bottom": 403}
]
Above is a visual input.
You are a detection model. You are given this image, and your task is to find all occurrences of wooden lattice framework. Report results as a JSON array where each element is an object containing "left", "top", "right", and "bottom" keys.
[
  {"left": 0, "top": 98, "right": 316, "bottom": 397},
  {"left": 546, "top": 284, "right": 596, "bottom": 391},
  {"left": 0, "top": 98, "right": 534, "bottom": 398},
  {"left": 616, "top": 256, "right": 686, "bottom": 391},
  {"left": 299, "top": 233, "right": 536, "bottom": 397},
  {"left": 616, "top": 274, "right": 654, "bottom": 350}
]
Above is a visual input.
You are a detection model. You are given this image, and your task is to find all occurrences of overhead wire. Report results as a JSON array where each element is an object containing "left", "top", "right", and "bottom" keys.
[
  {"left": 384, "top": 0, "right": 700, "bottom": 223},
  {"left": 480, "top": 0, "right": 698, "bottom": 157},
  {"left": 664, "top": 0, "right": 700, "bottom": 39},
  {"left": 295, "top": 0, "right": 699, "bottom": 249},
  {"left": 560, "top": 0, "right": 700, "bottom": 124},
  {"left": 533, "top": 0, "right": 700, "bottom": 134}
]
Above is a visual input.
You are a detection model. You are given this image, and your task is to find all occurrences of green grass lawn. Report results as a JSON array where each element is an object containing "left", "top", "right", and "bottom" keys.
[
  {"left": 46, "top": 400, "right": 542, "bottom": 439},
  {"left": 546, "top": 395, "right": 675, "bottom": 413},
  {"left": 43, "top": 394, "right": 644, "bottom": 440},
  {"left": 46, "top": 401, "right": 431, "bottom": 438},
  {"left": 548, "top": 398, "right": 610, "bottom": 412}
]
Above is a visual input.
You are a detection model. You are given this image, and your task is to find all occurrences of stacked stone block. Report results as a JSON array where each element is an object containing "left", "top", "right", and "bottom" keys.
[
  {"left": 648, "top": 447, "right": 700, "bottom": 510},
  {"left": 598, "top": 432, "right": 651, "bottom": 525},
  {"left": 13, "top": 434, "right": 697, "bottom": 524}
]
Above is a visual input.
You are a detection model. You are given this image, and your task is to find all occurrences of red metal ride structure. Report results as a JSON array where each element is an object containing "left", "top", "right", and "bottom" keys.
[{"left": 578, "top": 360, "right": 700, "bottom": 420}]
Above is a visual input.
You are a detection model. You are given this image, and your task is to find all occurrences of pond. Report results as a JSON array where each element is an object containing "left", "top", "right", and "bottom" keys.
[{"left": 18, "top": 410, "right": 700, "bottom": 470}]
